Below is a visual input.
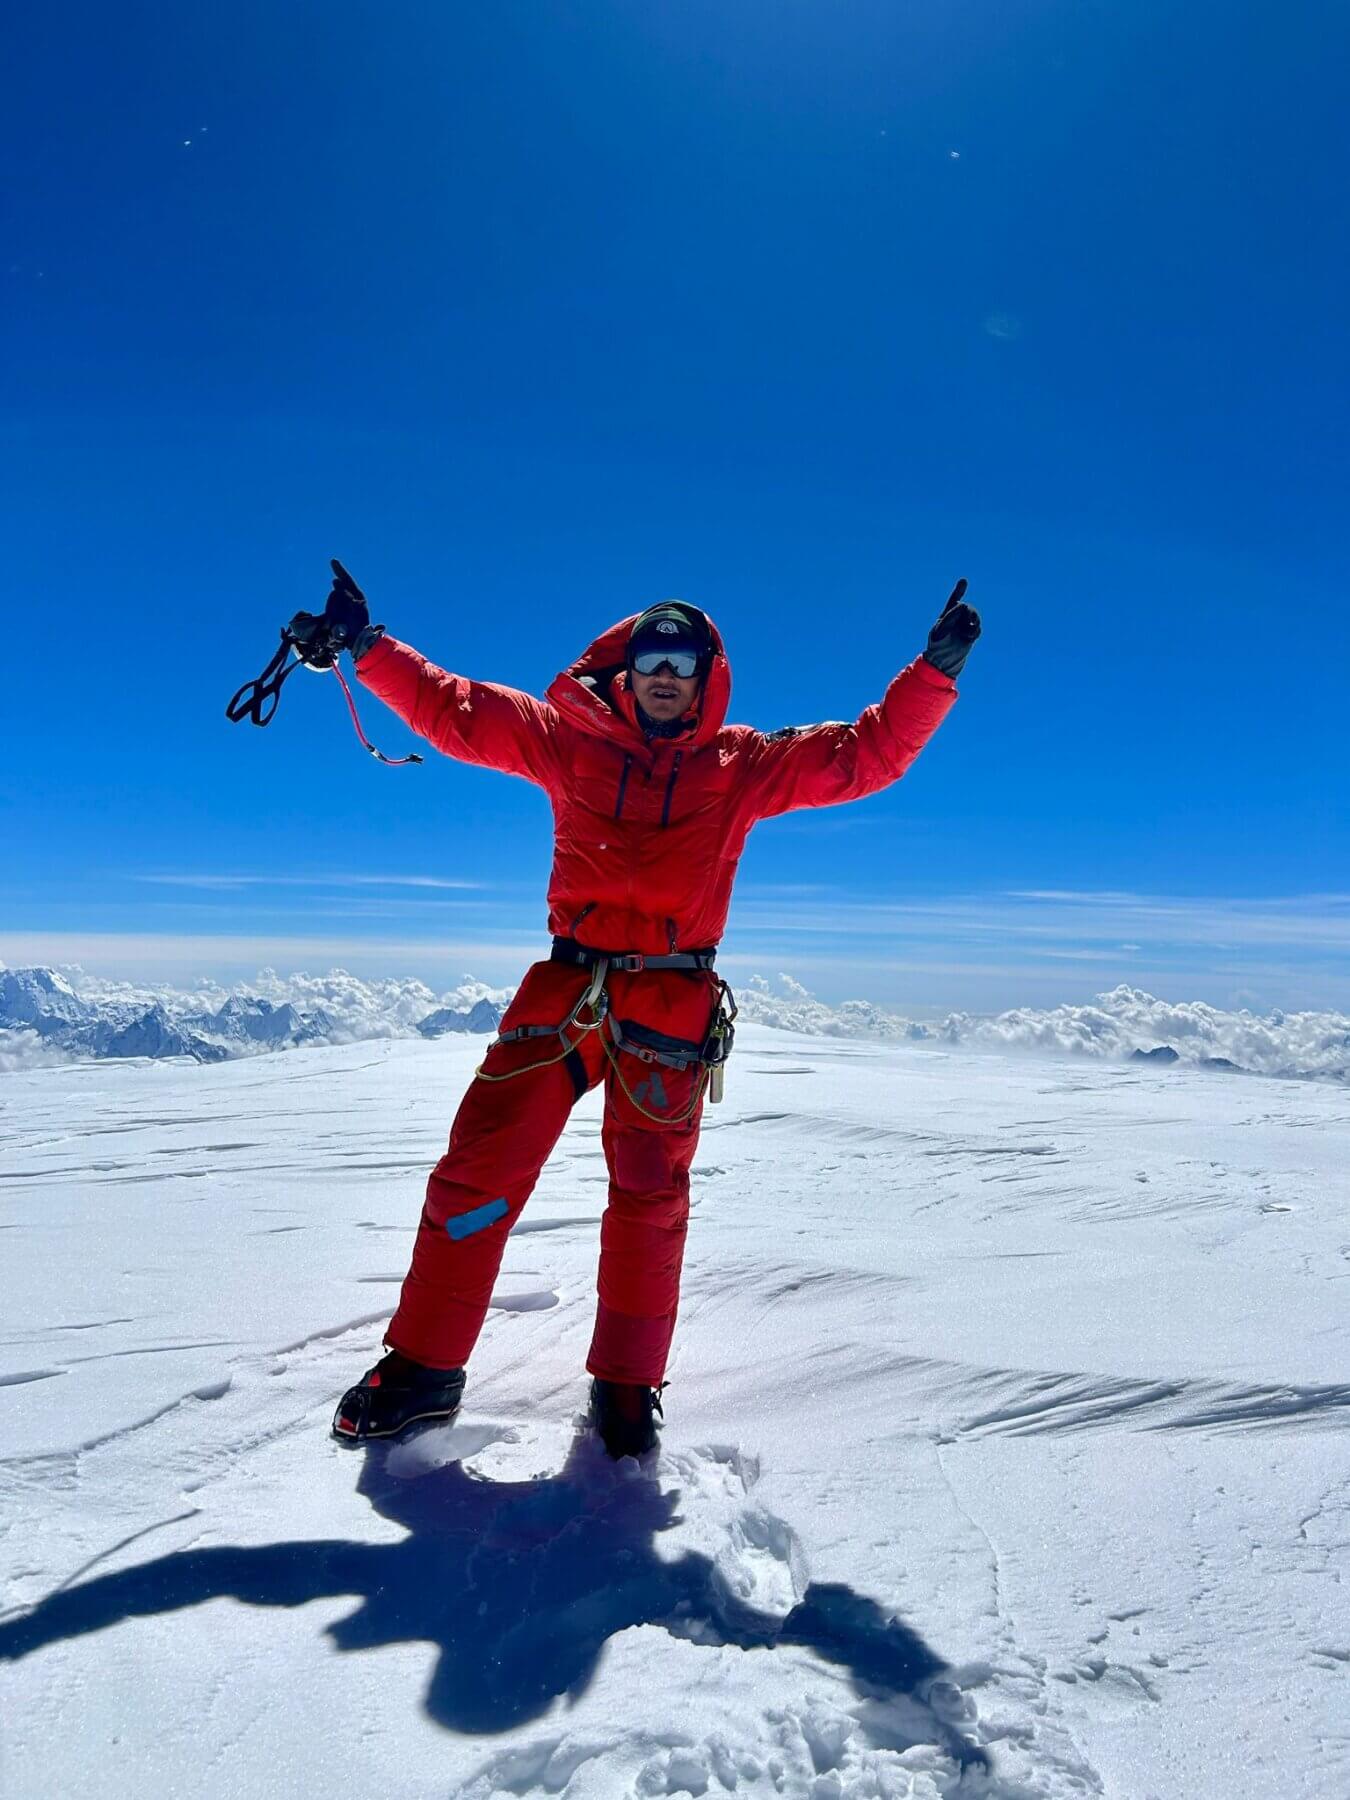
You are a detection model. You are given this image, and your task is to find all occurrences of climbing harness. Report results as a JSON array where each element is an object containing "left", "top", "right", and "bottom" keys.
[
  {"left": 548, "top": 935, "right": 719, "bottom": 973},
  {"left": 475, "top": 956, "right": 613, "bottom": 1086},
  {"left": 226, "top": 623, "right": 423, "bottom": 767},
  {"left": 476, "top": 950, "right": 737, "bottom": 1120}
]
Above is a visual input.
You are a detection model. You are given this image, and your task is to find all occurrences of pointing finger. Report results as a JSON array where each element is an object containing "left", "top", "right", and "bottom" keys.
[
  {"left": 939, "top": 578, "right": 968, "bottom": 619},
  {"left": 330, "top": 558, "right": 364, "bottom": 600}
]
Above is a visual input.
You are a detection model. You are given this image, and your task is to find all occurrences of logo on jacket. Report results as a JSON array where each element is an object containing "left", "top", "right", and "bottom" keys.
[{"left": 632, "top": 1071, "right": 670, "bottom": 1112}]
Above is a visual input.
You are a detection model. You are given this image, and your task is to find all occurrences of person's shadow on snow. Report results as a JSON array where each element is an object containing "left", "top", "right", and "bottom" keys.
[{"left": 0, "top": 1423, "right": 986, "bottom": 1769}]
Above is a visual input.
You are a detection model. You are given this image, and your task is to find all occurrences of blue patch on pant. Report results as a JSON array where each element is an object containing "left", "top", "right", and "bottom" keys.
[{"left": 445, "top": 1196, "right": 509, "bottom": 1241}]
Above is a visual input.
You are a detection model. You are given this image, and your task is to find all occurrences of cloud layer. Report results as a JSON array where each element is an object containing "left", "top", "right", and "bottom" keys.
[{"left": 735, "top": 975, "right": 1350, "bottom": 1083}]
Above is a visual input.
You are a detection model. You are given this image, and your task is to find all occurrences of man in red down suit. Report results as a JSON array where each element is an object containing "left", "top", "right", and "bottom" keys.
[{"left": 309, "top": 568, "right": 981, "bottom": 1455}]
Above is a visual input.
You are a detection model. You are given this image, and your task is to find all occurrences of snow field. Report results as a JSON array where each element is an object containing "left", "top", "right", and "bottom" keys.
[{"left": 1, "top": 1027, "right": 1347, "bottom": 1796}]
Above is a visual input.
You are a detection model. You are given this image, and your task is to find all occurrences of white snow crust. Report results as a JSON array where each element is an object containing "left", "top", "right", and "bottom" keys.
[{"left": 1, "top": 1028, "right": 1347, "bottom": 1797}]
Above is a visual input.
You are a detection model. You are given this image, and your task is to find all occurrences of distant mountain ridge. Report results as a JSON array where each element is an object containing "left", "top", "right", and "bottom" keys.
[
  {"left": 417, "top": 997, "right": 504, "bottom": 1038},
  {"left": 1, "top": 964, "right": 1347, "bottom": 1085},
  {"left": 1, "top": 967, "right": 334, "bottom": 1064},
  {"left": 0, "top": 966, "right": 502, "bottom": 1068}
]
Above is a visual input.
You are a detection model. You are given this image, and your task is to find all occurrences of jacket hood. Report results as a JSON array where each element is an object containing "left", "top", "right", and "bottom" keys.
[{"left": 546, "top": 607, "right": 731, "bottom": 750}]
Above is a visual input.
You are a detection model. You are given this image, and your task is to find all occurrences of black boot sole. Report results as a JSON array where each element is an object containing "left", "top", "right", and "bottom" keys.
[
  {"left": 332, "top": 1400, "right": 462, "bottom": 1444},
  {"left": 332, "top": 1367, "right": 466, "bottom": 1444}
]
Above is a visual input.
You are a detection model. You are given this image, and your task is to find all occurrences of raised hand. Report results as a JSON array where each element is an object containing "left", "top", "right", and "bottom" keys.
[
  {"left": 923, "top": 579, "right": 981, "bottom": 681},
  {"left": 324, "top": 560, "right": 373, "bottom": 651},
  {"left": 287, "top": 560, "right": 382, "bottom": 667}
]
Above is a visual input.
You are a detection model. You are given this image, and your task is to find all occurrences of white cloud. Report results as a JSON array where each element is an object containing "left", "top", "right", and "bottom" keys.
[
  {"left": 9, "top": 883, "right": 1350, "bottom": 1023},
  {"left": 0, "top": 934, "right": 539, "bottom": 984},
  {"left": 135, "top": 873, "right": 484, "bottom": 891},
  {"left": 728, "top": 887, "right": 1350, "bottom": 955},
  {"left": 0, "top": 1026, "right": 68, "bottom": 1074},
  {"left": 736, "top": 976, "right": 1350, "bottom": 1083}
]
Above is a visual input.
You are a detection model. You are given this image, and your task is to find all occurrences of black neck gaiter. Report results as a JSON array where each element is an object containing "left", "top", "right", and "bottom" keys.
[{"left": 635, "top": 703, "right": 694, "bottom": 740}]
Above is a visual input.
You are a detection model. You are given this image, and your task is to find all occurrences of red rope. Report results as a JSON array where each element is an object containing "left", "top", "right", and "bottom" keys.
[{"left": 330, "top": 662, "right": 423, "bottom": 766}]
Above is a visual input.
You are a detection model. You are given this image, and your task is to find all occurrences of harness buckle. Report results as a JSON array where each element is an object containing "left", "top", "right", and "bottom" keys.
[
  {"left": 563, "top": 955, "right": 611, "bottom": 1035},
  {"left": 611, "top": 953, "right": 645, "bottom": 972}
]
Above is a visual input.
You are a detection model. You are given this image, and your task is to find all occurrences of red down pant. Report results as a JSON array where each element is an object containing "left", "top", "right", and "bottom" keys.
[{"left": 384, "top": 959, "right": 720, "bottom": 1385}]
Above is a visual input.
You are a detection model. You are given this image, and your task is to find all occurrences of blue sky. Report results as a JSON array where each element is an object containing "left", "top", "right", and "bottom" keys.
[{"left": 3, "top": 0, "right": 1347, "bottom": 1013}]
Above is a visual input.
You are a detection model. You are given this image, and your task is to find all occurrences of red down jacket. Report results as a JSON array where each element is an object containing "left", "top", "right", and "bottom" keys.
[{"left": 356, "top": 610, "right": 958, "bottom": 952}]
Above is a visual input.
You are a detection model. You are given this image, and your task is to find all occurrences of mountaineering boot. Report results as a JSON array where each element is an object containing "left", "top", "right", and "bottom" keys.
[
  {"left": 590, "top": 1378, "right": 664, "bottom": 1459},
  {"left": 332, "top": 1349, "right": 466, "bottom": 1443}
]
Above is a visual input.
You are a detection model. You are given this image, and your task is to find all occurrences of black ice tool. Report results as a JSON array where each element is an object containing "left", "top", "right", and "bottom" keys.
[{"left": 226, "top": 561, "right": 422, "bottom": 766}]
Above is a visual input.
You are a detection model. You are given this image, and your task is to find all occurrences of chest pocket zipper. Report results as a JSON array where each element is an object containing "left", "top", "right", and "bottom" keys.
[
  {"left": 614, "top": 753, "right": 634, "bottom": 819},
  {"left": 661, "top": 751, "right": 683, "bottom": 827}
]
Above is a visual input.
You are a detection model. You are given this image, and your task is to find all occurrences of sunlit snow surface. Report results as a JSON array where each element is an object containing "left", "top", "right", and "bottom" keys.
[{"left": 1, "top": 1028, "right": 1347, "bottom": 1798}]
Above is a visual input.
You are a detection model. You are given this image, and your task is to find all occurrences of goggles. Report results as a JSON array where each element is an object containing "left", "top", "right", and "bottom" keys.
[{"left": 630, "top": 645, "right": 703, "bottom": 679}]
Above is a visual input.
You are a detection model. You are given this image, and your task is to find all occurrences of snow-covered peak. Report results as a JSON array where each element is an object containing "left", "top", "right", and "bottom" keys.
[
  {"left": 417, "top": 997, "right": 505, "bottom": 1038},
  {"left": 0, "top": 965, "right": 89, "bottom": 1031},
  {"left": 209, "top": 995, "right": 336, "bottom": 1047}
]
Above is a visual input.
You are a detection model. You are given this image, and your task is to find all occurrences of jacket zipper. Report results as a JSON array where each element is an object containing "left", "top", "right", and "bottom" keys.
[
  {"left": 614, "top": 752, "right": 634, "bottom": 819},
  {"left": 660, "top": 751, "right": 683, "bottom": 827}
]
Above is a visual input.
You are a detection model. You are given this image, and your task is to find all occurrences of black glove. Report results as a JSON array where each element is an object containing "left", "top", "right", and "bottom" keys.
[
  {"left": 287, "top": 560, "right": 384, "bottom": 668},
  {"left": 923, "top": 579, "right": 981, "bottom": 681}
]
